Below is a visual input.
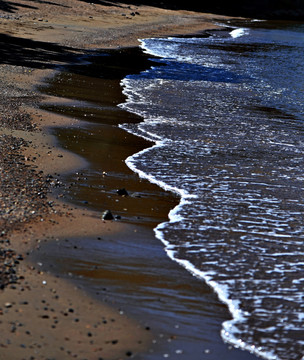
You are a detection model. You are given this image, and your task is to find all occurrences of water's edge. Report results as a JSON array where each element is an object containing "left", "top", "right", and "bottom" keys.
[{"left": 35, "top": 45, "right": 260, "bottom": 359}]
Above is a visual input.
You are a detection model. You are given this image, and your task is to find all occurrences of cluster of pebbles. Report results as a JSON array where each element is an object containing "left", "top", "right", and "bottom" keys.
[
  {"left": 0, "top": 66, "right": 38, "bottom": 131},
  {"left": 0, "top": 134, "right": 54, "bottom": 290},
  {"left": 0, "top": 66, "right": 55, "bottom": 290},
  {"left": 0, "top": 134, "right": 51, "bottom": 229},
  {"left": 0, "top": 243, "right": 23, "bottom": 290}
]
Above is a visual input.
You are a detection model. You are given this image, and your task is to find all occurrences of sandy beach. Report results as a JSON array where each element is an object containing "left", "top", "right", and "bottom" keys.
[{"left": 0, "top": 1, "right": 258, "bottom": 359}]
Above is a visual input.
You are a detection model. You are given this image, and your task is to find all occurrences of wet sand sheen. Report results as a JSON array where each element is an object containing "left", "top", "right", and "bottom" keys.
[
  {"left": 31, "top": 48, "right": 259, "bottom": 359},
  {"left": 40, "top": 48, "right": 179, "bottom": 226}
]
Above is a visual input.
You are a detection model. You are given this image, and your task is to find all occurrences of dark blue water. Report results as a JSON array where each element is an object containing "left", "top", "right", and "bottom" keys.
[{"left": 119, "top": 21, "right": 304, "bottom": 360}]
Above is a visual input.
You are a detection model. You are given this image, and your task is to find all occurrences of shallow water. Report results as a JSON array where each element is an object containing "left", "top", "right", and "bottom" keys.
[
  {"left": 118, "top": 21, "right": 304, "bottom": 360},
  {"left": 40, "top": 50, "right": 178, "bottom": 226}
]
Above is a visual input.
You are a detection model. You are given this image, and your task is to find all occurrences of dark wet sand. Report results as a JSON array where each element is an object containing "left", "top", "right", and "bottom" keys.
[
  {"left": 39, "top": 48, "right": 178, "bottom": 227},
  {"left": 29, "top": 47, "right": 259, "bottom": 360}
]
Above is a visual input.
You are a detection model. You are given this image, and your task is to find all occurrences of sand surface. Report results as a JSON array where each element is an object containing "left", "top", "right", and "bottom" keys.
[{"left": 0, "top": 1, "right": 236, "bottom": 359}]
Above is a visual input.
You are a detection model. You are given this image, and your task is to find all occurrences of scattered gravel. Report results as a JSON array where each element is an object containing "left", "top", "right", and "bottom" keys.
[{"left": 0, "top": 66, "right": 55, "bottom": 289}]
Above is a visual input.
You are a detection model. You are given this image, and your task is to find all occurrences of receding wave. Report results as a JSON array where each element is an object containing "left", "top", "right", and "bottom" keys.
[{"left": 119, "top": 23, "right": 304, "bottom": 360}]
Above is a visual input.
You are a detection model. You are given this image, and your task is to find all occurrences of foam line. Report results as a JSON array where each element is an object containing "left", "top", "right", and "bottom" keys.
[{"left": 118, "top": 33, "right": 280, "bottom": 360}]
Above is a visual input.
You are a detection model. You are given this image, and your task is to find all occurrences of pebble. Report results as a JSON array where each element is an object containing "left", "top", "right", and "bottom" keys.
[
  {"left": 117, "top": 188, "right": 129, "bottom": 196},
  {"left": 101, "top": 210, "right": 114, "bottom": 220}
]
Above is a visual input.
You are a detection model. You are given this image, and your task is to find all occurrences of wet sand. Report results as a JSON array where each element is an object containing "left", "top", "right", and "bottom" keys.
[{"left": 0, "top": 1, "right": 258, "bottom": 359}]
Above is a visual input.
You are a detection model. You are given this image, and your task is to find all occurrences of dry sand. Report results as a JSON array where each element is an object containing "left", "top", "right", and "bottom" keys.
[{"left": 0, "top": 1, "right": 233, "bottom": 359}]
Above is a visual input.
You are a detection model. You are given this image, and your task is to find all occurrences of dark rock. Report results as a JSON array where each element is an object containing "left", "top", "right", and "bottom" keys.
[
  {"left": 117, "top": 188, "right": 129, "bottom": 197},
  {"left": 101, "top": 210, "right": 114, "bottom": 221}
]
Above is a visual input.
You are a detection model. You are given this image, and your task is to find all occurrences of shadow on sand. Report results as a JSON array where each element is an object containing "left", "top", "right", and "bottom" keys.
[{"left": 0, "top": 33, "right": 84, "bottom": 69}]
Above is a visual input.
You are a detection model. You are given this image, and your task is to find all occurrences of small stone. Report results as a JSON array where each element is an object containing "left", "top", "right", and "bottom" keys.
[
  {"left": 117, "top": 188, "right": 129, "bottom": 196},
  {"left": 4, "top": 302, "right": 12, "bottom": 308},
  {"left": 11, "top": 324, "right": 16, "bottom": 333},
  {"left": 101, "top": 210, "right": 114, "bottom": 221}
]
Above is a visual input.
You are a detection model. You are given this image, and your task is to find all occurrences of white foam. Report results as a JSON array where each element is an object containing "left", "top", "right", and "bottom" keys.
[
  {"left": 140, "top": 38, "right": 213, "bottom": 67},
  {"left": 125, "top": 141, "right": 195, "bottom": 200},
  {"left": 230, "top": 28, "right": 249, "bottom": 39},
  {"left": 140, "top": 38, "right": 174, "bottom": 59}
]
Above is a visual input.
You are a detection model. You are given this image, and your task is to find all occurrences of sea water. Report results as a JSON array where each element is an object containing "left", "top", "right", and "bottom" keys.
[{"left": 119, "top": 21, "right": 304, "bottom": 360}]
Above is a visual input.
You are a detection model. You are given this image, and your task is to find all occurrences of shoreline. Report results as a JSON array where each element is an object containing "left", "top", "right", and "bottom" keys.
[
  {"left": 28, "top": 47, "right": 258, "bottom": 360},
  {"left": 0, "top": 1, "right": 258, "bottom": 359}
]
